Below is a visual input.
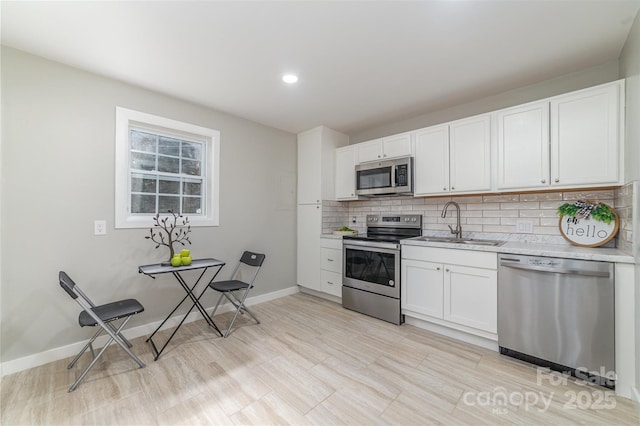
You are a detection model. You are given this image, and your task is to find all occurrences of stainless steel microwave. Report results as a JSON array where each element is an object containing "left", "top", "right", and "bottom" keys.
[{"left": 355, "top": 156, "right": 413, "bottom": 197}]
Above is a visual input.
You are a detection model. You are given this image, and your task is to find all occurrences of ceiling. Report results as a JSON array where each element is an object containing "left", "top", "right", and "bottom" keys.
[{"left": 2, "top": 1, "right": 639, "bottom": 136}]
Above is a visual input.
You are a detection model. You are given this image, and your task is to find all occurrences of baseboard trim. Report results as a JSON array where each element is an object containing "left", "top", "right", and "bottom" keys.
[
  {"left": 404, "top": 316, "right": 499, "bottom": 352},
  {"left": 0, "top": 285, "right": 299, "bottom": 376}
]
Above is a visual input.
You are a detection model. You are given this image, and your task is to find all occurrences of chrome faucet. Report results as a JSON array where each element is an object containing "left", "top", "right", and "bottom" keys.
[{"left": 441, "top": 201, "right": 462, "bottom": 239}]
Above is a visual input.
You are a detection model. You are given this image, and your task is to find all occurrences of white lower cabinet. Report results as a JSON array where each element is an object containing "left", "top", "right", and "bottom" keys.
[
  {"left": 443, "top": 264, "right": 497, "bottom": 333},
  {"left": 320, "top": 238, "right": 343, "bottom": 297},
  {"left": 401, "top": 259, "right": 443, "bottom": 318},
  {"left": 401, "top": 245, "right": 497, "bottom": 336}
]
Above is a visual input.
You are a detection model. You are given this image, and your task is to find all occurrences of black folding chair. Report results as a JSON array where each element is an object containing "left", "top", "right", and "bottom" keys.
[
  {"left": 58, "top": 271, "right": 146, "bottom": 392},
  {"left": 204, "top": 251, "right": 265, "bottom": 337}
]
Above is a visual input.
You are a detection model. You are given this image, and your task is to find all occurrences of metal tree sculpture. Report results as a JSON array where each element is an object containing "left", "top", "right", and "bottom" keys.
[{"left": 145, "top": 210, "right": 191, "bottom": 261}]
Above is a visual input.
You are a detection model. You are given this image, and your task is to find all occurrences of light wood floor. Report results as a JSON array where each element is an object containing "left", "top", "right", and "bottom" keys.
[{"left": 1, "top": 293, "right": 638, "bottom": 425}]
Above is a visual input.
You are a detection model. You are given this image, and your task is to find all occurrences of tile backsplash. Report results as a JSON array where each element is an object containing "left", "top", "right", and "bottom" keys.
[{"left": 323, "top": 188, "right": 629, "bottom": 250}]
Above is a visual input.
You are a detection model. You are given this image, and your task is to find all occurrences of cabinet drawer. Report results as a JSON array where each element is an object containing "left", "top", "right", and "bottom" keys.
[
  {"left": 321, "top": 270, "right": 342, "bottom": 297},
  {"left": 402, "top": 245, "right": 497, "bottom": 269},
  {"left": 321, "top": 247, "right": 342, "bottom": 273},
  {"left": 320, "top": 237, "right": 343, "bottom": 250}
]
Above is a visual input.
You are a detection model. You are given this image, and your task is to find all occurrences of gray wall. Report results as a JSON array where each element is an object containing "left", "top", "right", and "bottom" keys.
[
  {"left": 1, "top": 47, "right": 297, "bottom": 362},
  {"left": 618, "top": 9, "right": 640, "bottom": 397},
  {"left": 350, "top": 61, "right": 620, "bottom": 143}
]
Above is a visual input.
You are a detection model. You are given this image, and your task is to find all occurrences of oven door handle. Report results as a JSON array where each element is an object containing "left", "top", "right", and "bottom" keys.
[{"left": 343, "top": 241, "right": 400, "bottom": 251}]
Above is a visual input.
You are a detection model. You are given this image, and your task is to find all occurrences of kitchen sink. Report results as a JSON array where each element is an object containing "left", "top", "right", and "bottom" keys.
[{"left": 411, "top": 236, "right": 506, "bottom": 247}]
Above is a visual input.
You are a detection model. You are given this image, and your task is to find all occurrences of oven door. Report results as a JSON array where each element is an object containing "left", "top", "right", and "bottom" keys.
[{"left": 343, "top": 242, "right": 400, "bottom": 299}]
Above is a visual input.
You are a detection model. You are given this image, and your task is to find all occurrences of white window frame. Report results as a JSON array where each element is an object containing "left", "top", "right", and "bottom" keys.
[{"left": 115, "top": 107, "right": 220, "bottom": 228}]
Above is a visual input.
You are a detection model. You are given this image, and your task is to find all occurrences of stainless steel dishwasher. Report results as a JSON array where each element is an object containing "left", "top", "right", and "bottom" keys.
[{"left": 498, "top": 254, "right": 615, "bottom": 388}]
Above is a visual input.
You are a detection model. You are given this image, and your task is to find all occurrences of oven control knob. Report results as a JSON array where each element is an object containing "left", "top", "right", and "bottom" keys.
[
  {"left": 389, "top": 280, "right": 395, "bottom": 286},
  {"left": 411, "top": 218, "right": 417, "bottom": 222}
]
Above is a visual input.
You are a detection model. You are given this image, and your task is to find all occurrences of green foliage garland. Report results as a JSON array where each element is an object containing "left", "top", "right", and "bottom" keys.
[{"left": 556, "top": 201, "right": 615, "bottom": 225}]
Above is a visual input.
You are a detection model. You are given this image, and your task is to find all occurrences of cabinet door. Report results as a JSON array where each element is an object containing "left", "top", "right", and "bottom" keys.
[
  {"left": 401, "top": 259, "right": 444, "bottom": 318},
  {"left": 382, "top": 132, "right": 412, "bottom": 159},
  {"left": 297, "top": 129, "right": 322, "bottom": 204},
  {"left": 335, "top": 145, "right": 358, "bottom": 200},
  {"left": 297, "top": 204, "right": 321, "bottom": 291},
  {"left": 497, "top": 102, "right": 550, "bottom": 190},
  {"left": 320, "top": 270, "right": 342, "bottom": 297},
  {"left": 357, "top": 139, "right": 383, "bottom": 163},
  {"left": 320, "top": 247, "right": 342, "bottom": 273},
  {"left": 550, "top": 82, "right": 621, "bottom": 187},
  {"left": 413, "top": 124, "right": 450, "bottom": 196},
  {"left": 449, "top": 114, "right": 492, "bottom": 193},
  {"left": 443, "top": 265, "right": 497, "bottom": 333}
]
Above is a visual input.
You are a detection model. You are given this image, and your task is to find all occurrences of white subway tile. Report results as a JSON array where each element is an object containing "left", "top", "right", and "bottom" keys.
[
  {"left": 483, "top": 194, "right": 520, "bottom": 202},
  {"left": 467, "top": 203, "right": 500, "bottom": 210},
  {"left": 519, "top": 192, "right": 563, "bottom": 201},
  {"left": 500, "top": 201, "right": 539, "bottom": 210},
  {"left": 467, "top": 217, "right": 500, "bottom": 225}
]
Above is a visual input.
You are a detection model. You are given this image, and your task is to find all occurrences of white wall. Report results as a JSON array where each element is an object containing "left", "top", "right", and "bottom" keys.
[
  {"left": 0, "top": 47, "right": 297, "bottom": 363},
  {"left": 619, "top": 9, "right": 640, "bottom": 401},
  {"left": 350, "top": 61, "right": 620, "bottom": 143}
]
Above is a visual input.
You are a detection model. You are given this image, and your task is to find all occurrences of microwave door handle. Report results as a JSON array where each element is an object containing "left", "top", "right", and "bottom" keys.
[{"left": 392, "top": 165, "right": 397, "bottom": 188}]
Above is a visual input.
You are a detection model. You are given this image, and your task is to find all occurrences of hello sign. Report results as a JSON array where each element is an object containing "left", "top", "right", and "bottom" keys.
[{"left": 558, "top": 202, "right": 619, "bottom": 248}]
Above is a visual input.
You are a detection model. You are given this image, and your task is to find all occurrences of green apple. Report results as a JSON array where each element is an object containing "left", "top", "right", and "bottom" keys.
[
  {"left": 180, "top": 249, "right": 190, "bottom": 257},
  {"left": 181, "top": 255, "right": 192, "bottom": 266},
  {"left": 171, "top": 255, "right": 182, "bottom": 267}
]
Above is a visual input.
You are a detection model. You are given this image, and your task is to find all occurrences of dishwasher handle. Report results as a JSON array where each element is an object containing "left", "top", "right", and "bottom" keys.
[{"left": 499, "top": 259, "right": 611, "bottom": 278}]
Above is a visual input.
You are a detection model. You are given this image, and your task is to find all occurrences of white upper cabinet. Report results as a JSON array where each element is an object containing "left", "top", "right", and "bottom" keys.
[
  {"left": 414, "top": 114, "right": 491, "bottom": 196},
  {"left": 382, "top": 132, "right": 413, "bottom": 159},
  {"left": 497, "top": 101, "right": 550, "bottom": 190},
  {"left": 496, "top": 80, "right": 623, "bottom": 191},
  {"left": 550, "top": 82, "right": 622, "bottom": 187},
  {"left": 357, "top": 132, "right": 412, "bottom": 163},
  {"left": 414, "top": 124, "right": 450, "bottom": 195},
  {"left": 297, "top": 126, "right": 349, "bottom": 204},
  {"left": 297, "top": 128, "right": 322, "bottom": 204},
  {"left": 335, "top": 145, "right": 358, "bottom": 200},
  {"left": 449, "top": 114, "right": 492, "bottom": 193}
]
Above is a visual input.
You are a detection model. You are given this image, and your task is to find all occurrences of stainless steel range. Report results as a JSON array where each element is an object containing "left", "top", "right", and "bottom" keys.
[{"left": 342, "top": 214, "right": 422, "bottom": 324}]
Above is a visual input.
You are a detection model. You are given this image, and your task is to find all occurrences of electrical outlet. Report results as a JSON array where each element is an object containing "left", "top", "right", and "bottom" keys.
[
  {"left": 516, "top": 219, "right": 534, "bottom": 233},
  {"left": 94, "top": 220, "right": 107, "bottom": 235}
]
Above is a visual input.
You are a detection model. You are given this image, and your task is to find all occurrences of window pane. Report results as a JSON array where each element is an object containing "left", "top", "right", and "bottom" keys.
[
  {"left": 131, "top": 152, "right": 156, "bottom": 171},
  {"left": 159, "top": 177, "right": 180, "bottom": 194},
  {"left": 158, "top": 137, "right": 181, "bottom": 156},
  {"left": 157, "top": 156, "right": 180, "bottom": 173},
  {"left": 182, "top": 142, "right": 201, "bottom": 159},
  {"left": 130, "top": 130, "right": 157, "bottom": 153},
  {"left": 131, "top": 194, "right": 156, "bottom": 213},
  {"left": 182, "top": 159, "right": 201, "bottom": 176},
  {"left": 159, "top": 196, "right": 180, "bottom": 213},
  {"left": 183, "top": 197, "right": 202, "bottom": 214},
  {"left": 184, "top": 179, "right": 202, "bottom": 195},
  {"left": 131, "top": 174, "right": 157, "bottom": 193}
]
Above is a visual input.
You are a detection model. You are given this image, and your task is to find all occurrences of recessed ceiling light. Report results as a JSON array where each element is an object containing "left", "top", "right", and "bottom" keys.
[{"left": 282, "top": 74, "right": 298, "bottom": 84}]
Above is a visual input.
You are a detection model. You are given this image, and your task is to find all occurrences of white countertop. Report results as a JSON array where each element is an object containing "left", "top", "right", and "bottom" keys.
[
  {"left": 322, "top": 233, "right": 634, "bottom": 263},
  {"left": 401, "top": 238, "right": 634, "bottom": 263}
]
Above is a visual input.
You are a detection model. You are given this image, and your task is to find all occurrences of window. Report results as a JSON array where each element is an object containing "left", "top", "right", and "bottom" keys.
[{"left": 115, "top": 107, "right": 219, "bottom": 228}]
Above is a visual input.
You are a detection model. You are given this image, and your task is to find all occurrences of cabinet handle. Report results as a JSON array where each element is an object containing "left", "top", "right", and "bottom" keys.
[
  {"left": 555, "top": 178, "right": 559, "bottom": 183},
  {"left": 541, "top": 179, "right": 546, "bottom": 184},
  {"left": 451, "top": 187, "right": 455, "bottom": 190},
  {"left": 327, "top": 258, "right": 334, "bottom": 262},
  {"left": 445, "top": 268, "right": 450, "bottom": 272},
  {"left": 443, "top": 187, "right": 447, "bottom": 191},
  {"left": 327, "top": 281, "right": 334, "bottom": 285},
  {"left": 436, "top": 267, "right": 441, "bottom": 271}
]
